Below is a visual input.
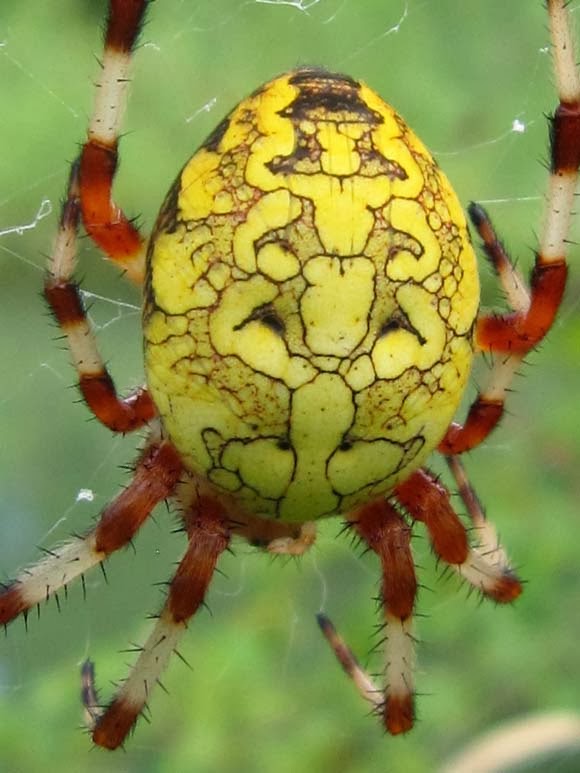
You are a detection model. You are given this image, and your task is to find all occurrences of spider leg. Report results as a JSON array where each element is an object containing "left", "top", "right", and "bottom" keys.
[
  {"left": 354, "top": 500, "right": 417, "bottom": 734},
  {"left": 438, "top": 202, "right": 566, "bottom": 455},
  {"left": 45, "top": 162, "right": 155, "bottom": 432},
  {"left": 316, "top": 612, "right": 383, "bottom": 709},
  {"left": 396, "top": 469, "right": 521, "bottom": 602},
  {"left": 79, "top": 0, "right": 150, "bottom": 284},
  {"left": 318, "top": 469, "right": 523, "bottom": 736},
  {"left": 0, "top": 435, "right": 181, "bottom": 627},
  {"left": 439, "top": 0, "right": 579, "bottom": 456},
  {"left": 87, "top": 494, "right": 231, "bottom": 750},
  {"left": 319, "top": 500, "right": 417, "bottom": 735},
  {"left": 445, "top": 455, "right": 516, "bottom": 586},
  {"left": 44, "top": 1, "right": 156, "bottom": 431}
]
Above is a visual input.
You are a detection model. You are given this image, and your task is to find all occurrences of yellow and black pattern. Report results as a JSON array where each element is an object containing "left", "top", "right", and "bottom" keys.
[{"left": 144, "top": 68, "right": 479, "bottom": 522}]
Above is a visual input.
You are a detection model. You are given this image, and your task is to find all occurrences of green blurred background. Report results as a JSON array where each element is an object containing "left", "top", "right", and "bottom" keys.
[{"left": 2, "top": 1, "right": 580, "bottom": 771}]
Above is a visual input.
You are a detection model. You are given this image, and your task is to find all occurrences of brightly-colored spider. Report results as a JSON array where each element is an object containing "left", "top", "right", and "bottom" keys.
[{"left": 1, "top": 0, "right": 579, "bottom": 751}]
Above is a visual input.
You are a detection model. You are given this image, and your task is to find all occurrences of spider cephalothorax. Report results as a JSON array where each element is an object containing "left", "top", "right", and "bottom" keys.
[{"left": 1, "top": 0, "right": 578, "bottom": 750}]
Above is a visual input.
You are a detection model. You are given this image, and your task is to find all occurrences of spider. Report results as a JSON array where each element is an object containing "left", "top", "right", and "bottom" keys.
[{"left": 1, "top": 0, "right": 579, "bottom": 751}]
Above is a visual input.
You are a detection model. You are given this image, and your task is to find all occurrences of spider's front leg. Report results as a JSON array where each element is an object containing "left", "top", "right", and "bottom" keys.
[
  {"left": 438, "top": 197, "right": 568, "bottom": 456},
  {"left": 78, "top": 0, "right": 149, "bottom": 284},
  {"left": 44, "top": 0, "right": 155, "bottom": 434},
  {"left": 45, "top": 162, "right": 155, "bottom": 433},
  {"left": 439, "top": 0, "right": 579, "bottom": 458}
]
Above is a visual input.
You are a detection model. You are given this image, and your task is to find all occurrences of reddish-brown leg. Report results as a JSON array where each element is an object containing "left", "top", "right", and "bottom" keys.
[
  {"left": 317, "top": 501, "right": 418, "bottom": 734},
  {"left": 318, "top": 500, "right": 418, "bottom": 734},
  {"left": 0, "top": 436, "right": 182, "bottom": 627},
  {"left": 45, "top": 164, "right": 155, "bottom": 433},
  {"left": 354, "top": 499, "right": 417, "bottom": 734},
  {"left": 440, "top": 0, "right": 579, "bottom": 456},
  {"left": 445, "top": 455, "right": 520, "bottom": 591},
  {"left": 317, "top": 470, "right": 523, "bottom": 737},
  {"left": 439, "top": 201, "right": 567, "bottom": 455},
  {"left": 79, "top": 0, "right": 149, "bottom": 284},
  {"left": 397, "top": 469, "right": 522, "bottom": 603},
  {"left": 87, "top": 494, "right": 231, "bottom": 750},
  {"left": 44, "top": 1, "right": 154, "bottom": 432}
]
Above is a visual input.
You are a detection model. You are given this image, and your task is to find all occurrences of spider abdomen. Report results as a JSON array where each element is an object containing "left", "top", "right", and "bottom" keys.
[{"left": 143, "top": 68, "right": 479, "bottom": 522}]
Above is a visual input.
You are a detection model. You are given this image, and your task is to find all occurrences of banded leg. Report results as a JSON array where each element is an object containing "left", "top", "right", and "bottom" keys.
[
  {"left": 45, "top": 162, "right": 155, "bottom": 432},
  {"left": 446, "top": 455, "right": 516, "bottom": 586},
  {"left": 45, "top": 0, "right": 154, "bottom": 431},
  {"left": 0, "top": 437, "right": 182, "bottom": 628},
  {"left": 79, "top": 0, "right": 149, "bottom": 283},
  {"left": 439, "top": 0, "right": 578, "bottom": 456},
  {"left": 396, "top": 469, "right": 522, "bottom": 603},
  {"left": 318, "top": 470, "right": 523, "bottom": 736},
  {"left": 86, "top": 495, "right": 231, "bottom": 750},
  {"left": 319, "top": 500, "right": 417, "bottom": 735}
]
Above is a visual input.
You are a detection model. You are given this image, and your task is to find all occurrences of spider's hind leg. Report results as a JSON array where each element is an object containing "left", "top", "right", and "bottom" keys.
[
  {"left": 397, "top": 468, "right": 522, "bottom": 603},
  {"left": 319, "top": 499, "right": 418, "bottom": 735},
  {"left": 0, "top": 434, "right": 182, "bottom": 629},
  {"left": 445, "top": 454, "right": 520, "bottom": 597},
  {"left": 318, "top": 469, "right": 522, "bottom": 736},
  {"left": 88, "top": 489, "right": 231, "bottom": 750}
]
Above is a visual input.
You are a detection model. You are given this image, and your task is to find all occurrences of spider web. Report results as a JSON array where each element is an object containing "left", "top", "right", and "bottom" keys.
[{"left": 1, "top": 0, "right": 580, "bottom": 770}]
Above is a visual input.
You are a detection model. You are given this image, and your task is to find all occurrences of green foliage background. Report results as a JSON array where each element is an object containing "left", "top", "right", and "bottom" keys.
[{"left": 1, "top": 1, "right": 580, "bottom": 771}]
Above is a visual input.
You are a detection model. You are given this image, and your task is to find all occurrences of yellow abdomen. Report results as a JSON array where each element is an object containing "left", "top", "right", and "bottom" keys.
[{"left": 144, "top": 68, "right": 479, "bottom": 522}]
